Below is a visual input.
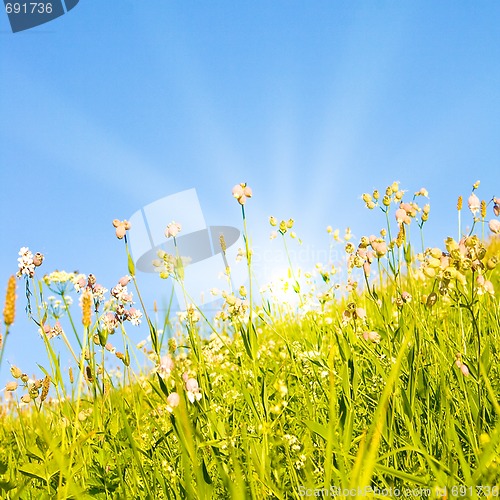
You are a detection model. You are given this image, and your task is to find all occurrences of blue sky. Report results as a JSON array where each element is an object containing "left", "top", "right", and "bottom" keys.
[{"left": 1, "top": 1, "right": 499, "bottom": 384}]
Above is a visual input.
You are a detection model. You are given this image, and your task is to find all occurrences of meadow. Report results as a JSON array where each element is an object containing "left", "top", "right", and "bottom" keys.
[{"left": 0, "top": 181, "right": 499, "bottom": 499}]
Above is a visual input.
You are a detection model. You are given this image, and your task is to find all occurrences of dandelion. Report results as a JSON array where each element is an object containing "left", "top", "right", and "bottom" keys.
[
  {"left": 112, "top": 219, "right": 131, "bottom": 239},
  {"left": 232, "top": 183, "right": 252, "bottom": 205},
  {"left": 166, "top": 392, "right": 180, "bottom": 412},
  {"left": 165, "top": 221, "right": 182, "bottom": 238},
  {"left": 3, "top": 276, "right": 16, "bottom": 327}
]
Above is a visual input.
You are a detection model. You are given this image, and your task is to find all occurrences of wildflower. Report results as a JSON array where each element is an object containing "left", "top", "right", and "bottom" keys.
[
  {"left": 72, "top": 274, "right": 87, "bottom": 292},
  {"left": 41, "top": 321, "right": 63, "bottom": 339},
  {"left": 111, "top": 283, "right": 132, "bottom": 302},
  {"left": 494, "top": 198, "right": 500, "bottom": 216},
  {"left": 3, "top": 276, "right": 16, "bottom": 326},
  {"left": 165, "top": 221, "right": 182, "bottom": 238},
  {"left": 363, "top": 331, "right": 381, "bottom": 344},
  {"left": 177, "top": 303, "right": 200, "bottom": 323},
  {"left": 489, "top": 219, "right": 500, "bottom": 234},
  {"left": 184, "top": 376, "right": 202, "bottom": 403},
  {"left": 395, "top": 208, "right": 410, "bottom": 225},
  {"left": 468, "top": 193, "right": 480, "bottom": 215},
  {"left": 166, "top": 392, "right": 180, "bottom": 412},
  {"left": 455, "top": 359, "right": 470, "bottom": 377},
  {"left": 20, "top": 394, "right": 31, "bottom": 404},
  {"left": 232, "top": 183, "right": 252, "bottom": 205},
  {"left": 102, "top": 312, "right": 118, "bottom": 334},
  {"left": 17, "top": 247, "right": 36, "bottom": 278},
  {"left": 118, "top": 275, "right": 132, "bottom": 287},
  {"left": 112, "top": 219, "right": 131, "bottom": 239},
  {"left": 127, "top": 307, "right": 143, "bottom": 325},
  {"left": 33, "top": 252, "right": 44, "bottom": 267},
  {"left": 5, "top": 381, "right": 17, "bottom": 391},
  {"left": 370, "top": 237, "right": 387, "bottom": 258},
  {"left": 158, "top": 354, "right": 174, "bottom": 379}
]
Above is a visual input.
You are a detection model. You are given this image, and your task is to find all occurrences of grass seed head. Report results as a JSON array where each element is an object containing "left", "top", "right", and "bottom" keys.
[{"left": 3, "top": 276, "right": 17, "bottom": 327}]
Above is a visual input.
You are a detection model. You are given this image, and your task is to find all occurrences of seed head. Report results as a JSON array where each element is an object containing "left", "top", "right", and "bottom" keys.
[
  {"left": 219, "top": 234, "right": 227, "bottom": 253},
  {"left": 40, "top": 376, "right": 50, "bottom": 402},
  {"left": 3, "top": 276, "right": 17, "bottom": 327},
  {"left": 481, "top": 200, "right": 487, "bottom": 219},
  {"left": 457, "top": 195, "right": 463, "bottom": 211},
  {"left": 81, "top": 290, "right": 92, "bottom": 328}
]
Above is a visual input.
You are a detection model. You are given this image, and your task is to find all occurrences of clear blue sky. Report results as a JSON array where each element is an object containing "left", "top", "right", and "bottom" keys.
[{"left": 1, "top": 1, "right": 499, "bottom": 384}]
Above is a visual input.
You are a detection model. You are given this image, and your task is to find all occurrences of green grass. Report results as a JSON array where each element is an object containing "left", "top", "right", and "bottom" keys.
[{"left": 1, "top": 181, "right": 500, "bottom": 499}]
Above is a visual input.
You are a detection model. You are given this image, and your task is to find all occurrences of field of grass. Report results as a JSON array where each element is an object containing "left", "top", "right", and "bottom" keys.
[{"left": 1, "top": 181, "right": 500, "bottom": 499}]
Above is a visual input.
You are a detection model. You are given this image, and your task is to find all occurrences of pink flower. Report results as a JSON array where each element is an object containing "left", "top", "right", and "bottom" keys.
[
  {"left": 395, "top": 208, "right": 411, "bottom": 225},
  {"left": 232, "top": 183, "right": 253, "bottom": 205},
  {"left": 119, "top": 275, "right": 131, "bottom": 287},
  {"left": 158, "top": 354, "right": 174, "bottom": 379},
  {"left": 489, "top": 219, "right": 500, "bottom": 234},
  {"left": 455, "top": 358, "right": 470, "bottom": 376},
  {"left": 166, "top": 392, "right": 180, "bottom": 412},
  {"left": 165, "top": 221, "right": 182, "bottom": 238},
  {"left": 371, "top": 240, "right": 387, "bottom": 258},
  {"left": 184, "top": 376, "right": 202, "bottom": 403},
  {"left": 362, "top": 331, "right": 381, "bottom": 344},
  {"left": 468, "top": 194, "right": 480, "bottom": 215},
  {"left": 112, "top": 219, "right": 131, "bottom": 239}
]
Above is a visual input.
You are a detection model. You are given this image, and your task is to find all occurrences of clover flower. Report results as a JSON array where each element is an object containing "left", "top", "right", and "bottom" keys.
[
  {"left": 112, "top": 219, "right": 131, "bottom": 239},
  {"left": 232, "top": 183, "right": 252, "bottom": 205}
]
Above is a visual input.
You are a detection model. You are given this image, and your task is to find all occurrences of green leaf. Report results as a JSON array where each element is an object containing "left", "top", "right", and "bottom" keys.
[
  {"left": 304, "top": 420, "right": 329, "bottom": 441},
  {"left": 127, "top": 253, "right": 135, "bottom": 276}
]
